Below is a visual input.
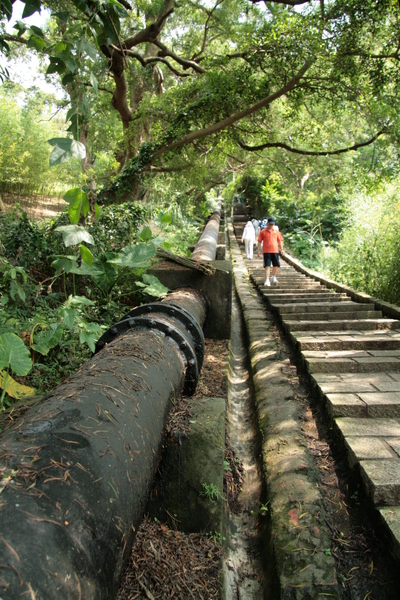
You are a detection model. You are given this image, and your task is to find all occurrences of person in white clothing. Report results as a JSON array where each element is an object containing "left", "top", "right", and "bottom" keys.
[{"left": 241, "top": 221, "right": 256, "bottom": 259}]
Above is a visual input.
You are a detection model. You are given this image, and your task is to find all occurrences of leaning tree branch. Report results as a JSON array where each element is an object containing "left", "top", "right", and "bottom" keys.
[
  {"left": 121, "top": 48, "right": 191, "bottom": 76},
  {"left": 123, "top": 0, "right": 174, "bottom": 48},
  {"left": 156, "top": 59, "right": 313, "bottom": 156},
  {"left": 236, "top": 127, "right": 389, "bottom": 156},
  {"left": 153, "top": 40, "right": 205, "bottom": 73}
]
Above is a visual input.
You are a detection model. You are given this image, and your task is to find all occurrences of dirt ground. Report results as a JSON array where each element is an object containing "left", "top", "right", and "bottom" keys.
[
  {"left": 1, "top": 194, "right": 66, "bottom": 220},
  {"left": 116, "top": 340, "right": 230, "bottom": 600}
]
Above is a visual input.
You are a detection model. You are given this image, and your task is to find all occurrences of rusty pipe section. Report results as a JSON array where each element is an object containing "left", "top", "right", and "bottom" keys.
[
  {"left": 191, "top": 209, "right": 221, "bottom": 261},
  {"left": 0, "top": 287, "right": 207, "bottom": 599}
]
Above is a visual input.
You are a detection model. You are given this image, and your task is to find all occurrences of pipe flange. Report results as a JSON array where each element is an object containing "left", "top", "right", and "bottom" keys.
[
  {"left": 116, "top": 302, "right": 205, "bottom": 369},
  {"left": 95, "top": 315, "right": 199, "bottom": 396},
  {"left": 95, "top": 318, "right": 136, "bottom": 352},
  {"left": 126, "top": 316, "right": 199, "bottom": 396}
]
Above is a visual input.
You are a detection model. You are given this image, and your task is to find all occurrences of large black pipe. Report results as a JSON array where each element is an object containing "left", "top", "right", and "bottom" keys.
[{"left": 0, "top": 287, "right": 207, "bottom": 599}]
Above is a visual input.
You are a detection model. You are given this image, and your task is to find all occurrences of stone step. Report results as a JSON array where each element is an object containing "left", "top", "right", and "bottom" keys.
[
  {"left": 257, "top": 282, "right": 324, "bottom": 291},
  {"left": 274, "top": 301, "right": 376, "bottom": 314},
  {"left": 263, "top": 293, "right": 349, "bottom": 303},
  {"left": 311, "top": 372, "right": 400, "bottom": 394},
  {"left": 285, "top": 319, "right": 400, "bottom": 332},
  {"left": 324, "top": 391, "right": 400, "bottom": 419},
  {"left": 258, "top": 287, "right": 333, "bottom": 295},
  {"left": 295, "top": 333, "right": 400, "bottom": 351},
  {"left": 333, "top": 417, "right": 400, "bottom": 506},
  {"left": 304, "top": 353, "right": 400, "bottom": 374},
  {"left": 251, "top": 271, "right": 320, "bottom": 281},
  {"left": 283, "top": 310, "right": 383, "bottom": 322}
]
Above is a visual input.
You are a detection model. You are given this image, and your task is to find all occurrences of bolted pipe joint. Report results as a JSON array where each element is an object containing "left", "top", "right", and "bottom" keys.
[{"left": 96, "top": 287, "right": 207, "bottom": 396}]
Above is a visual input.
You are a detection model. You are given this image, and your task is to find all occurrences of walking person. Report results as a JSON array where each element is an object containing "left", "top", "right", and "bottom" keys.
[
  {"left": 241, "top": 220, "right": 256, "bottom": 259},
  {"left": 257, "top": 217, "right": 284, "bottom": 286},
  {"left": 252, "top": 218, "right": 260, "bottom": 238}
]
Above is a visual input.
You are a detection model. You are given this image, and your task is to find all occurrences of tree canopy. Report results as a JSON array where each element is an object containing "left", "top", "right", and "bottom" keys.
[{"left": 1, "top": 0, "right": 400, "bottom": 203}]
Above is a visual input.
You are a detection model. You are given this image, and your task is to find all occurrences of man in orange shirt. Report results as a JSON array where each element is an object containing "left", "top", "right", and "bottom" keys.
[{"left": 257, "top": 217, "right": 284, "bottom": 286}]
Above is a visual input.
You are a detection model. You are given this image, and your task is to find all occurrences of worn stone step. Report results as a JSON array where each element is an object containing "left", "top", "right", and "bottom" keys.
[
  {"left": 311, "top": 372, "right": 400, "bottom": 394},
  {"left": 304, "top": 353, "right": 400, "bottom": 374},
  {"left": 284, "top": 310, "right": 383, "bottom": 322},
  {"left": 324, "top": 391, "right": 400, "bottom": 419},
  {"left": 258, "top": 287, "right": 332, "bottom": 296},
  {"left": 263, "top": 293, "right": 348, "bottom": 303},
  {"left": 274, "top": 301, "right": 376, "bottom": 314},
  {"left": 295, "top": 333, "right": 400, "bottom": 351},
  {"left": 333, "top": 417, "right": 400, "bottom": 505},
  {"left": 285, "top": 319, "right": 400, "bottom": 332},
  {"left": 257, "top": 282, "right": 324, "bottom": 291}
]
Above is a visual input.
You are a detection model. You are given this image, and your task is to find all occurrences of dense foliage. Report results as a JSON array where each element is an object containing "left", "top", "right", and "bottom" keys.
[
  {"left": 321, "top": 186, "right": 400, "bottom": 305},
  {"left": 0, "top": 199, "right": 208, "bottom": 413}
]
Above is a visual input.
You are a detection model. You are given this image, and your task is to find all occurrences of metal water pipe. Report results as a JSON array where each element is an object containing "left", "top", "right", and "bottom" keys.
[
  {"left": 191, "top": 209, "right": 221, "bottom": 261},
  {"left": 0, "top": 287, "right": 207, "bottom": 599}
]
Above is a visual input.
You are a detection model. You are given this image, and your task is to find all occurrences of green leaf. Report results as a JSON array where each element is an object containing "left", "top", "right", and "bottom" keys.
[
  {"left": 10, "top": 281, "right": 26, "bottom": 302},
  {"left": 140, "top": 274, "right": 168, "bottom": 298},
  {"left": 29, "top": 25, "right": 44, "bottom": 37},
  {"left": 65, "top": 295, "right": 95, "bottom": 307},
  {"left": 0, "top": 333, "right": 32, "bottom": 376},
  {"left": 79, "top": 322, "right": 104, "bottom": 353},
  {"left": 80, "top": 244, "right": 94, "bottom": 266},
  {"left": 55, "top": 225, "right": 94, "bottom": 247},
  {"left": 62, "top": 73, "right": 75, "bottom": 85},
  {"left": 48, "top": 138, "right": 86, "bottom": 166},
  {"left": 79, "top": 39, "right": 97, "bottom": 61},
  {"left": 1, "top": 0, "right": 13, "bottom": 20},
  {"left": 53, "top": 11, "right": 70, "bottom": 22},
  {"left": 155, "top": 213, "right": 171, "bottom": 227},
  {"left": 22, "top": 0, "right": 41, "bottom": 18},
  {"left": 67, "top": 114, "right": 79, "bottom": 137},
  {"left": 63, "top": 188, "right": 90, "bottom": 224},
  {"left": 46, "top": 57, "right": 66, "bottom": 75},
  {"left": 31, "top": 323, "right": 63, "bottom": 356},
  {"left": 108, "top": 243, "right": 155, "bottom": 269},
  {"left": 79, "top": 331, "right": 96, "bottom": 352},
  {"left": 139, "top": 226, "right": 152, "bottom": 242},
  {"left": 27, "top": 34, "right": 47, "bottom": 51},
  {"left": 65, "top": 57, "right": 78, "bottom": 73},
  {"left": 60, "top": 308, "right": 76, "bottom": 329},
  {"left": 80, "top": 254, "right": 118, "bottom": 293},
  {"left": 52, "top": 256, "right": 79, "bottom": 275},
  {"left": 13, "top": 21, "right": 27, "bottom": 35}
]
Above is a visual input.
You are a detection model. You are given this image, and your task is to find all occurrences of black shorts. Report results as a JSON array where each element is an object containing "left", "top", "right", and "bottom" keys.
[{"left": 263, "top": 253, "right": 280, "bottom": 268}]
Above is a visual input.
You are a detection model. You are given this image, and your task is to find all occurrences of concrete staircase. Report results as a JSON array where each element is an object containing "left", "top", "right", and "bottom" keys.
[{"left": 247, "top": 259, "right": 400, "bottom": 560}]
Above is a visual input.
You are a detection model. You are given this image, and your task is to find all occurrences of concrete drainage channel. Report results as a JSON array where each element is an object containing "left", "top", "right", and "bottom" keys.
[
  {"left": 227, "top": 220, "right": 340, "bottom": 597},
  {"left": 222, "top": 259, "right": 265, "bottom": 599}
]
